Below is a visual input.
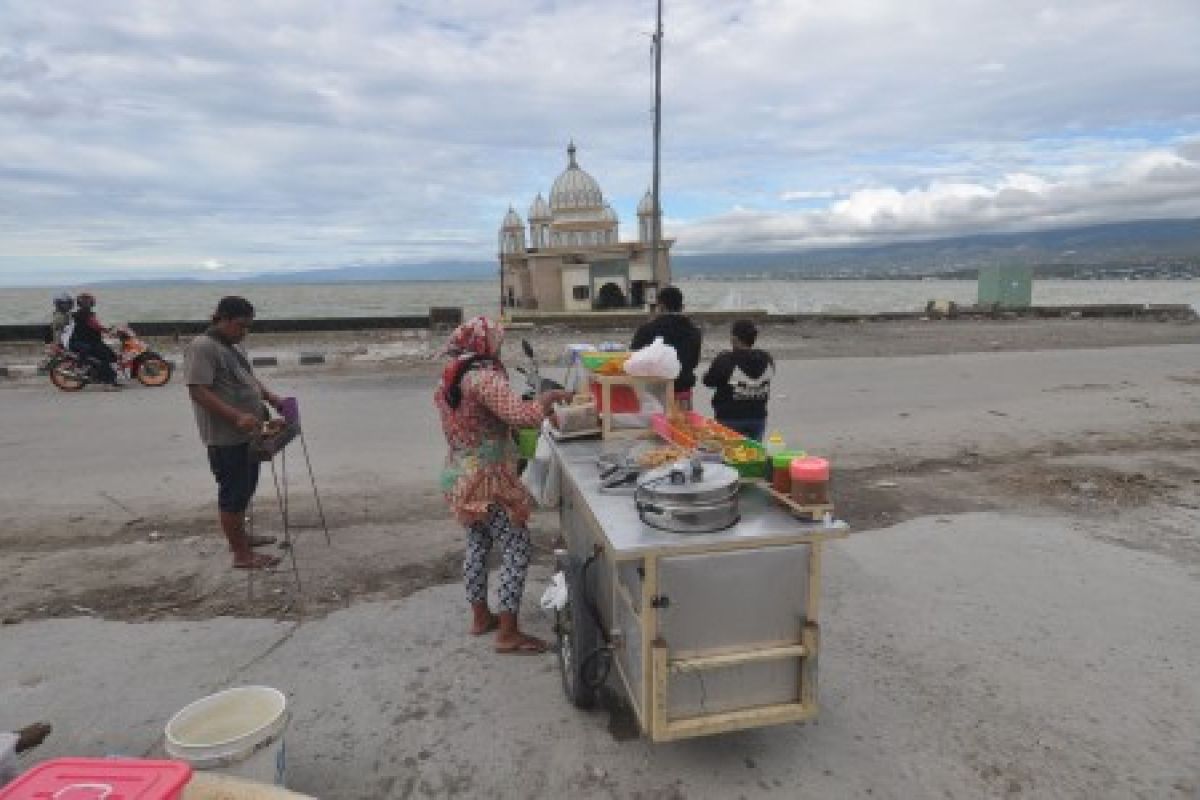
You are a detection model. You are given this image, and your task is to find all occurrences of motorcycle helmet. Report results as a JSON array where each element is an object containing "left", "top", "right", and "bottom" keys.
[
  {"left": 76, "top": 292, "right": 96, "bottom": 308},
  {"left": 53, "top": 292, "right": 74, "bottom": 312}
]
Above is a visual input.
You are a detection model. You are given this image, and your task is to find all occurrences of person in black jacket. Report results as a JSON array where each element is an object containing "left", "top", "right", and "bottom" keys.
[
  {"left": 630, "top": 286, "right": 702, "bottom": 409},
  {"left": 702, "top": 319, "right": 774, "bottom": 441}
]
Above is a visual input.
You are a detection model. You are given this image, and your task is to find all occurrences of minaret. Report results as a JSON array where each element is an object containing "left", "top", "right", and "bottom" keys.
[
  {"left": 498, "top": 206, "right": 526, "bottom": 254},
  {"left": 528, "top": 193, "right": 552, "bottom": 249}
]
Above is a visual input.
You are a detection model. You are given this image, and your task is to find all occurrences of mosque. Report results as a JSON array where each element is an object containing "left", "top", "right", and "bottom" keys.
[{"left": 498, "top": 142, "right": 673, "bottom": 312}]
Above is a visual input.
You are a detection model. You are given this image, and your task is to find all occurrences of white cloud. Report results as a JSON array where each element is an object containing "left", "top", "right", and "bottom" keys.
[
  {"left": 781, "top": 190, "right": 837, "bottom": 202},
  {"left": 0, "top": 0, "right": 1198, "bottom": 282},
  {"left": 675, "top": 141, "right": 1200, "bottom": 252}
]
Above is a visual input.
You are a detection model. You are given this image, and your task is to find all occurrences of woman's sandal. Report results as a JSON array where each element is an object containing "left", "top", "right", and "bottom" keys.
[
  {"left": 247, "top": 535, "right": 278, "bottom": 548},
  {"left": 233, "top": 552, "right": 281, "bottom": 570},
  {"left": 495, "top": 634, "right": 548, "bottom": 655}
]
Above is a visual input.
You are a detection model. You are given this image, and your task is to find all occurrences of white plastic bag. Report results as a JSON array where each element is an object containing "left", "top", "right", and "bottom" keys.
[
  {"left": 520, "top": 421, "right": 561, "bottom": 508},
  {"left": 624, "top": 336, "right": 681, "bottom": 380},
  {"left": 539, "top": 571, "right": 568, "bottom": 611},
  {"left": 0, "top": 732, "right": 19, "bottom": 785}
]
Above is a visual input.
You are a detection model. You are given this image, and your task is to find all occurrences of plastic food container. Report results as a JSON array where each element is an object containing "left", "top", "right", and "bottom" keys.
[
  {"left": 790, "top": 456, "right": 830, "bottom": 505},
  {"left": 725, "top": 440, "right": 767, "bottom": 479},
  {"left": 580, "top": 351, "right": 631, "bottom": 371},
  {"left": 0, "top": 758, "right": 192, "bottom": 799},
  {"left": 771, "top": 451, "right": 805, "bottom": 495}
]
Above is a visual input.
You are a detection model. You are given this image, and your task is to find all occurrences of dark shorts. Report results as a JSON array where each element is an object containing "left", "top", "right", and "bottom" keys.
[
  {"left": 207, "top": 443, "right": 261, "bottom": 513},
  {"left": 717, "top": 418, "right": 766, "bottom": 442}
]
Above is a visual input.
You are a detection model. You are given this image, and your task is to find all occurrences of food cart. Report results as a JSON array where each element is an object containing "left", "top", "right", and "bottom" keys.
[{"left": 547, "top": 374, "right": 847, "bottom": 742}]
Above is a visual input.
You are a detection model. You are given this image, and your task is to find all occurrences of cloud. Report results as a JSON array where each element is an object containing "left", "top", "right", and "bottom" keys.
[
  {"left": 781, "top": 190, "right": 837, "bottom": 202},
  {"left": 0, "top": 0, "right": 1198, "bottom": 282},
  {"left": 675, "top": 141, "right": 1200, "bottom": 252}
]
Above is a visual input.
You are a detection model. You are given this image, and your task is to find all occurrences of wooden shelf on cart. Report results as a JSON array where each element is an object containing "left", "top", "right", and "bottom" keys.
[{"left": 744, "top": 479, "right": 835, "bottom": 521}]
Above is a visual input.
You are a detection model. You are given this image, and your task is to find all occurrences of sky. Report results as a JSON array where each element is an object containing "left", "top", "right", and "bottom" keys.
[{"left": 1, "top": 0, "right": 1199, "bottom": 285}]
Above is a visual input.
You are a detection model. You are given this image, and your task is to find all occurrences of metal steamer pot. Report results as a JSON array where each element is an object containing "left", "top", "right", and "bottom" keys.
[{"left": 634, "top": 459, "right": 741, "bottom": 533}]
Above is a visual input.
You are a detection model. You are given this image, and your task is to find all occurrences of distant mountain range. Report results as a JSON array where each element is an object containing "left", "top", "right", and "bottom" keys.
[
  {"left": 672, "top": 218, "right": 1200, "bottom": 277},
  {"left": 87, "top": 217, "right": 1200, "bottom": 286}
]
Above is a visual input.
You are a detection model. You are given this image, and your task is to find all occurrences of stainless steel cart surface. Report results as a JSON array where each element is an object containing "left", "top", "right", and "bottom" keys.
[{"left": 549, "top": 436, "right": 847, "bottom": 742}]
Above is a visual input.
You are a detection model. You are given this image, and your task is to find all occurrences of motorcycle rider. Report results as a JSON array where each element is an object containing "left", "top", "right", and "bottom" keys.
[
  {"left": 46, "top": 292, "right": 74, "bottom": 353},
  {"left": 68, "top": 292, "right": 120, "bottom": 388}
]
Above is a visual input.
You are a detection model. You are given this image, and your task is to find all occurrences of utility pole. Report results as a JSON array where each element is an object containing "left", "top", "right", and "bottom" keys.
[{"left": 649, "top": 0, "right": 663, "bottom": 291}]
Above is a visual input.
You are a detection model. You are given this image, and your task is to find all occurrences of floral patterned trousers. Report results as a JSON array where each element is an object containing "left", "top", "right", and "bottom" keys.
[{"left": 464, "top": 505, "right": 532, "bottom": 614}]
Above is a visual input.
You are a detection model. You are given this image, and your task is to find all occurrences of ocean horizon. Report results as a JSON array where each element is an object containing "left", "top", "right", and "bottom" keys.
[{"left": 1, "top": 278, "right": 1197, "bottom": 326}]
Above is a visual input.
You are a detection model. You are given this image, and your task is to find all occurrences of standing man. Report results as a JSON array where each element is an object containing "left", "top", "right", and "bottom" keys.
[
  {"left": 184, "top": 296, "right": 282, "bottom": 570},
  {"left": 630, "top": 285, "right": 702, "bottom": 410}
]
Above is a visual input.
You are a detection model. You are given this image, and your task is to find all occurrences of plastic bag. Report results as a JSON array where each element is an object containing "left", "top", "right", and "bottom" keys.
[
  {"left": 624, "top": 336, "right": 681, "bottom": 380},
  {"left": 539, "top": 571, "right": 568, "bottom": 611},
  {"left": 520, "top": 422, "right": 561, "bottom": 508},
  {"left": 0, "top": 732, "right": 19, "bottom": 785}
]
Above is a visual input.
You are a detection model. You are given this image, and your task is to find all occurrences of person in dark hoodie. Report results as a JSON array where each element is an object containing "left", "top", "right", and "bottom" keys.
[
  {"left": 702, "top": 319, "right": 775, "bottom": 441},
  {"left": 630, "top": 285, "right": 702, "bottom": 410}
]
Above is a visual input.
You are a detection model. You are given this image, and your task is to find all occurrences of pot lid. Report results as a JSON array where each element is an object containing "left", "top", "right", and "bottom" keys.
[{"left": 637, "top": 460, "right": 740, "bottom": 504}]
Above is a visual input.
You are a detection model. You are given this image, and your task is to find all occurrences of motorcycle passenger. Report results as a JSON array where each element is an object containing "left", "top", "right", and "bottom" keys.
[
  {"left": 68, "top": 292, "right": 120, "bottom": 388},
  {"left": 46, "top": 292, "right": 74, "bottom": 352}
]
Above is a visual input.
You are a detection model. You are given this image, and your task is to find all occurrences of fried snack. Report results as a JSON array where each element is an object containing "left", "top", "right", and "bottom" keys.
[
  {"left": 595, "top": 356, "right": 629, "bottom": 376},
  {"left": 636, "top": 445, "right": 687, "bottom": 469},
  {"left": 722, "top": 444, "right": 764, "bottom": 464}
]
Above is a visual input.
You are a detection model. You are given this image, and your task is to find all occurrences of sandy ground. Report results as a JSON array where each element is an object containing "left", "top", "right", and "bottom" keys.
[{"left": 1, "top": 320, "right": 1199, "bottom": 797}]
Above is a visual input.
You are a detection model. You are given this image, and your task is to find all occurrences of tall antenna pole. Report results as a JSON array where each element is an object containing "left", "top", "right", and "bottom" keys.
[{"left": 650, "top": 0, "right": 663, "bottom": 290}]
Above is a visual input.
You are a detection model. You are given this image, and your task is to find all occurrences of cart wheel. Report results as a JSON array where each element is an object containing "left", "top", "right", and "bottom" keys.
[{"left": 555, "top": 554, "right": 600, "bottom": 709}]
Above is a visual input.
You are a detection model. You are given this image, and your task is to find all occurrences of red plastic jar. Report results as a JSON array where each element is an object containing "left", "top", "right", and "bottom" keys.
[{"left": 790, "top": 456, "right": 830, "bottom": 506}]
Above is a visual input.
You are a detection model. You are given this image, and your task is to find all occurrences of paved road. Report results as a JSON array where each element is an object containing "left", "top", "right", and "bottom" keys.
[
  {"left": 3, "top": 343, "right": 1198, "bottom": 526},
  {"left": 1, "top": 344, "right": 1199, "bottom": 797}
]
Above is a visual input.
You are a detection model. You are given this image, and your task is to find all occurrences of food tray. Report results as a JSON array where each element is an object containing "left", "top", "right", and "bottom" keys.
[
  {"left": 650, "top": 413, "right": 768, "bottom": 477},
  {"left": 580, "top": 351, "right": 631, "bottom": 371}
]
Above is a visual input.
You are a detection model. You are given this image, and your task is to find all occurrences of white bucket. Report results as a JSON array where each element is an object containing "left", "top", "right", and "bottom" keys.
[{"left": 165, "top": 686, "right": 290, "bottom": 787}]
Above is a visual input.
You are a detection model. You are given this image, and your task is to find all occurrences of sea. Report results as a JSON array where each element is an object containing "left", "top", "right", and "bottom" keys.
[{"left": 1, "top": 279, "right": 1197, "bottom": 325}]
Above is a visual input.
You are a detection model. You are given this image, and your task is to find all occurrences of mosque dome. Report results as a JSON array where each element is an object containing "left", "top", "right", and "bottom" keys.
[
  {"left": 637, "top": 189, "right": 655, "bottom": 216},
  {"left": 528, "top": 193, "right": 552, "bottom": 221},
  {"left": 550, "top": 141, "right": 604, "bottom": 211},
  {"left": 501, "top": 206, "right": 524, "bottom": 230}
]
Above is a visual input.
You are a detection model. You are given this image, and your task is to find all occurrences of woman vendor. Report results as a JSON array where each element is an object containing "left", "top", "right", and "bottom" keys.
[{"left": 435, "top": 316, "right": 570, "bottom": 654}]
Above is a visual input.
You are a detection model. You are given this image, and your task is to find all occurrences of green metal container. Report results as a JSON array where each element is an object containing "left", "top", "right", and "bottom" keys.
[{"left": 977, "top": 265, "right": 1033, "bottom": 309}]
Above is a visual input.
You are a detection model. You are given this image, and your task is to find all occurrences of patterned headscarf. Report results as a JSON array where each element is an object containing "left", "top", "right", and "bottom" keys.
[{"left": 438, "top": 316, "right": 506, "bottom": 409}]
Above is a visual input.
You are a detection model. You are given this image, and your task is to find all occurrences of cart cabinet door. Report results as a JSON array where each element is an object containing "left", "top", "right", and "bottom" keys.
[{"left": 658, "top": 544, "right": 810, "bottom": 717}]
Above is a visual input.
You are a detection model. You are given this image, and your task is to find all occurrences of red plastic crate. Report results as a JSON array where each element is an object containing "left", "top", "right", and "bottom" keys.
[
  {"left": 0, "top": 758, "right": 192, "bottom": 800},
  {"left": 589, "top": 381, "right": 641, "bottom": 414}
]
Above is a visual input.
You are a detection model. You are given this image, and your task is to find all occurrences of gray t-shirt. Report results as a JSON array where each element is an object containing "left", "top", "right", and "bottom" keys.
[{"left": 183, "top": 333, "right": 264, "bottom": 446}]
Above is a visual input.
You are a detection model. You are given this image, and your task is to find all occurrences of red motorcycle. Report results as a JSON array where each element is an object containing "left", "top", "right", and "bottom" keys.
[{"left": 47, "top": 326, "right": 172, "bottom": 391}]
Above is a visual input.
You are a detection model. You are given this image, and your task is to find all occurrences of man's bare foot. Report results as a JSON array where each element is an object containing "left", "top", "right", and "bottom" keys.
[{"left": 15, "top": 722, "right": 51, "bottom": 754}]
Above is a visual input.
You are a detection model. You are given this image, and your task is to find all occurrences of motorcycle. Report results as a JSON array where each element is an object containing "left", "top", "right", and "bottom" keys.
[
  {"left": 515, "top": 338, "right": 565, "bottom": 401},
  {"left": 47, "top": 326, "right": 173, "bottom": 392},
  {"left": 514, "top": 339, "right": 565, "bottom": 470}
]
